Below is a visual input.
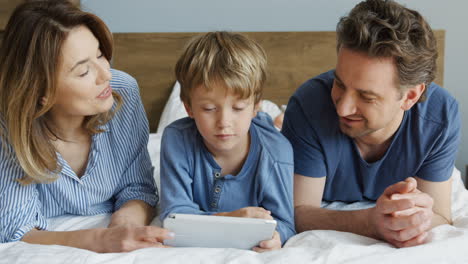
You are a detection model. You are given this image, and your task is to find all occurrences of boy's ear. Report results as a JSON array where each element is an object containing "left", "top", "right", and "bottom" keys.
[
  {"left": 401, "top": 83, "right": 425, "bottom": 111},
  {"left": 254, "top": 101, "right": 261, "bottom": 116},
  {"left": 184, "top": 102, "right": 194, "bottom": 118}
]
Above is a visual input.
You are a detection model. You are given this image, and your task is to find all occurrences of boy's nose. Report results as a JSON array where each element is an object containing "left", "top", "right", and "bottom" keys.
[{"left": 217, "top": 110, "right": 232, "bottom": 128}]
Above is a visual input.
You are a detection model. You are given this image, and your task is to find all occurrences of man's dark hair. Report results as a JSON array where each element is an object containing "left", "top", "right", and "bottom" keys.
[{"left": 337, "top": 0, "right": 437, "bottom": 101}]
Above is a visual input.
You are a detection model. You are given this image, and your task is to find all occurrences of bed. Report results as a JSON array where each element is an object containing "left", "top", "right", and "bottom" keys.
[{"left": 2, "top": 31, "right": 467, "bottom": 264}]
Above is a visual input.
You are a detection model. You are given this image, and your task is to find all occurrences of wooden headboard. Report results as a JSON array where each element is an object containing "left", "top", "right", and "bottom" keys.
[
  {"left": 0, "top": 4, "right": 445, "bottom": 133},
  {"left": 112, "top": 31, "right": 445, "bottom": 133}
]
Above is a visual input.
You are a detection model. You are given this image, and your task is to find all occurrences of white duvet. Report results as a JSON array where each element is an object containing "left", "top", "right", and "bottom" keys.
[{"left": 1, "top": 133, "right": 467, "bottom": 264}]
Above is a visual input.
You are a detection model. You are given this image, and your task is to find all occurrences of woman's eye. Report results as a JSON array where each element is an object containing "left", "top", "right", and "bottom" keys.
[
  {"left": 79, "top": 70, "right": 89, "bottom": 77},
  {"left": 233, "top": 107, "right": 245, "bottom": 111},
  {"left": 97, "top": 53, "right": 104, "bottom": 59}
]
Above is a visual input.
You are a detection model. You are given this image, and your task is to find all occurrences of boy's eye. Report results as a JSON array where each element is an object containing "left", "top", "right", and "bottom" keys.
[
  {"left": 233, "top": 107, "right": 245, "bottom": 111},
  {"left": 203, "top": 107, "right": 215, "bottom": 112}
]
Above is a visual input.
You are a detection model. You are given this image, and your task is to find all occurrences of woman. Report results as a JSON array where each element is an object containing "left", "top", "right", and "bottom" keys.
[{"left": 0, "top": 0, "right": 172, "bottom": 252}]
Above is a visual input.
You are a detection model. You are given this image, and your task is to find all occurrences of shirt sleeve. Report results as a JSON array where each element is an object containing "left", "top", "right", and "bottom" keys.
[
  {"left": 260, "top": 160, "right": 296, "bottom": 245},
  {"left": 281, "top": 95, "right": 327, "bottom": 178},
  {"left": 416, "top": 101, "right": 461, "bottom": 181},
  {"left": 0, "top": 141, "right": 47, "bottom": 243},
  {"left": 159, "top": 127, "right": 214, "bottom": 221},
  {"left": 112, "top": 76, "right": 158, "bottom": 210}
]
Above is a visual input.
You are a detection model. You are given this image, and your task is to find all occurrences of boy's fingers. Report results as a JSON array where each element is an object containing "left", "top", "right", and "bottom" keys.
[
  {"left": 252, "top": 246, "right": 269, "bottom": 253},
  {"left": 257, "top": 231, "right": 281, "bottom": 250}
]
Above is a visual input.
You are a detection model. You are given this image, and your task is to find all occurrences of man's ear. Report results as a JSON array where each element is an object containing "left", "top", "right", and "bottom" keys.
[
  {"left": 401, "top": 83, "right": 425, "bottom": 111},
  {"left": 184, "top": 102, "right": 193, "bottom": 118}
]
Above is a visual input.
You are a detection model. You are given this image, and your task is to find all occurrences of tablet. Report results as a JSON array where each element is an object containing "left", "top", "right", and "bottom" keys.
[{"left": 162, "top": 213, "right": 277, "bottom": 249}]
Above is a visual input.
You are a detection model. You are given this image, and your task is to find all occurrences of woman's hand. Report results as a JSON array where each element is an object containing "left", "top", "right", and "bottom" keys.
[
  {"left": 98, "top": 200, "right": 175, "bottom": 252},
  {"left": 252, "top": 231, "right": 281, "bottom": 252},
  {"left": 98, "top": 225, "right": 174, "bottom": 253}
]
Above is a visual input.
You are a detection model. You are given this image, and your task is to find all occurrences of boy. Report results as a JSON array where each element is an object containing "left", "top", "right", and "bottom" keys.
[{"left": 159, "top": 31, "right": 295, "bottom": 251}]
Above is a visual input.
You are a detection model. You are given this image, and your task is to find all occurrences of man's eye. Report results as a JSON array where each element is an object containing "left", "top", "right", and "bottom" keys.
[
  {"left": 233, "top": 107, "right": 245, "bottom": 111},
  {"left": 362, "top": 96, "right": 376, "bottom": 103}
]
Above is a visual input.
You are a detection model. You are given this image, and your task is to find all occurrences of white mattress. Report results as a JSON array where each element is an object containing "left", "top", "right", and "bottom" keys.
[{"left": 1, "top": 134, "right": 467, "bottom": 264}]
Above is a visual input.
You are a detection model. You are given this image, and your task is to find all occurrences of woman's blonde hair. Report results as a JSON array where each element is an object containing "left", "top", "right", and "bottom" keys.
[
  {"left": 175, "top": 31, "right": 267, "bottom": 105},
  {"left": 0, "top": 0, "right": 122, "bottom": 184}
]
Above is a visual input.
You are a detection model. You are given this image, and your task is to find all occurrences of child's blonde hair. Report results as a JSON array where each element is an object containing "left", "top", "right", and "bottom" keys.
[{"left": 175, "top": 31, "right": 267, "bottom": 105}]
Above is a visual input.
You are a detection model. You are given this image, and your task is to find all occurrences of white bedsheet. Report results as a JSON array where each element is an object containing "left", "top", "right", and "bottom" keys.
[{"left": 1, "top": 146, "right": 467, "bottom": 263}]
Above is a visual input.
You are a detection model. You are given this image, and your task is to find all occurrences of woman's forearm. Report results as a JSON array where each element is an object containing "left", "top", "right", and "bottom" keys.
[
  {"left": 22, "top": 223, "right": 172, "bottom": 252},
  {"left": 109, "top": 200, "right": 155, "bottom": 227},
  {"left": 20, "top": 200, "right": 158, "bottom": 252},
  {"left": 22, "top": 228, "right": 107, "bottom": 252}
]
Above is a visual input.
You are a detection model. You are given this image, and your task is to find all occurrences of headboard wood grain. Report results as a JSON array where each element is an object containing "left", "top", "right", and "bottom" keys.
[
  {"left": 0, "top": 0, "right": 23, "bottom": 30},
  {"left": 0, "top": 0, "right": 81, "bottom": 30},
  {"left": 112, "top": 31, "right": 445, "bottom": 132}
]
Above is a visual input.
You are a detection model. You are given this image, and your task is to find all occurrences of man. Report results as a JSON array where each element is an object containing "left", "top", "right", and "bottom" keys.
[{"left": 282, "top": 0, "right": 460, "bottom": 248}]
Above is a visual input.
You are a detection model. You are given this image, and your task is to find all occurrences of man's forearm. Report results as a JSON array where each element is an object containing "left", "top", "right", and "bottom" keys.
[
  {"left": 295, "top": 205, "right": 379, "bottom": 239},
  {"left": 109, "top": 200, "right": 155, "bottom": 227},
  {"left": 432, "top": 212, "right": 452, "bottom": 228}
]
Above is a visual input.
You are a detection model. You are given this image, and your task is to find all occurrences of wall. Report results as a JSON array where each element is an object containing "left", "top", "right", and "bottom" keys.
[{"left": 82, "top": 0, "right": 468, "bottom": 181}]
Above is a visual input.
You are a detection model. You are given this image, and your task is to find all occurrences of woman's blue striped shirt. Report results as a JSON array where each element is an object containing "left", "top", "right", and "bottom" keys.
[{"left": 0, "top": 69, "right": 157, "bottom": 243}]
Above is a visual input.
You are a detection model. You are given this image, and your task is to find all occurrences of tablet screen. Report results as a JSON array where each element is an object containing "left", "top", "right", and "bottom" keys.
[{"left": 163, "top": 213, "right": 277, "bottom": 249}]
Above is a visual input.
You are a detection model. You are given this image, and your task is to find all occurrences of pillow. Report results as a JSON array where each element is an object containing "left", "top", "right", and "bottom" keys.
[
  {"left": 156, "top": 82, "right": 188, "bottom": 134},
  {"left": 260, "top": 100, "right": 282, "bottom": 120},
  {"left": 148, "top": 132, "right": 163, "bottom": 193},
  {"left": 156, "top": 81, "right": 284, "bottom": 132}
]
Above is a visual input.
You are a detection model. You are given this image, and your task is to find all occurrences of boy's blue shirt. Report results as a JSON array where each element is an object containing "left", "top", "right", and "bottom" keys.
[{"left": 159, "top": 112, "right": 296, "bottom": 244}]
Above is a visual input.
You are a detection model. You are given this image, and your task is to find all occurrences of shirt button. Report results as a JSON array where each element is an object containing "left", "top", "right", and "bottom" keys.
[
  {"left": 214, "top": 172, "right": 221, "bottom": 178},
  {"left": 215, "top": 187, "right": 221, "bottom": 193}
]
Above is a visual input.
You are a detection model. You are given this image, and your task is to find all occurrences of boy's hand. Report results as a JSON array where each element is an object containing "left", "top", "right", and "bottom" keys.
[
  {"left": 215, "top": 206, "right": 273, "bottom": 220},
  {"left": 252, "top": 231, "right": 281, "bottom": 252}
]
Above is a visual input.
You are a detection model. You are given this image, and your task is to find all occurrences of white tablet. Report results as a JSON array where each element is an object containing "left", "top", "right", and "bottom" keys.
[{"left": 162, "top": 213, "right": 277, "bottom": 249}]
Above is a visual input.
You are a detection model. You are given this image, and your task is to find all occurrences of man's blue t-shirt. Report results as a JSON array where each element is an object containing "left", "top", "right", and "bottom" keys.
[
  {"left": 282, "top": 70, "right": 460, "bottom": 202},
  {"left": 159, "top": 112, "right": 296, "bottom": 244}
]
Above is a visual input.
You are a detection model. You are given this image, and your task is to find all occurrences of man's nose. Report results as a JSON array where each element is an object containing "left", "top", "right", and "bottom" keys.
[{"left": 335, "top": 94, "right": 357, "bottom": 117}]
